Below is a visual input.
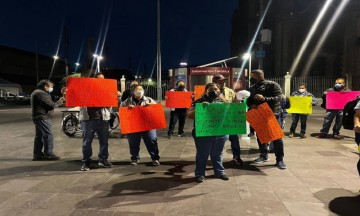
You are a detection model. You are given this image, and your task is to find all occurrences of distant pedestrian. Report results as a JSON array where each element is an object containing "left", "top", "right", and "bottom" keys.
[
  {"left": 31, "top": 79, "right": 65, "bottom": 161},
  {"left": 121, "top": 80, "right": 139, "bottom": 102},
  {"left": 121, "top": 84, "right": 161, "bottom": 166},
  {"left": 289, "top": 83, "right": 318, "bottom": 138},
  {"left": 167, "top": 80, "right": 189, "bottom": 138},
  {"left": 246, "top": 69, "right": 287, "bottom": 169},
  {"left": 317, "top": 78, "right": 350, "bottom": 139},
  {"left": 79, "top": 73, "right": 113, "bottom": 171},
  {"left": 187, "top": 83, "right": 229, "bottom": 183}
]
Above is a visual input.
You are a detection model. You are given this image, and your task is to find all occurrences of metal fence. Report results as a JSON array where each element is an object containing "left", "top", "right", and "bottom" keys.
[{"left": 125, "top": 79, "right": 171, "bottom": 100}]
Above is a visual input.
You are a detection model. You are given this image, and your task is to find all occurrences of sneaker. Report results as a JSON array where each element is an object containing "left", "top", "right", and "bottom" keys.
[
  {"left": 233, "top": 157, "right": 244, "bottom": 166},
  {"left": 98, "top": 159, "right": 112, "bottom": 168},
  {"left": 195, "top": 176, "right": 205, "bottom": 183},
  {"left": 288, "top": 133, "right": 294, "bottom": 138},
  {"left": 276, "top": 160, "right": 287, "bottom": 169},
  {"left": 178, "top": 133, "right": 186, "bottom": 137},
  {"left": 81, "top": 163, "right": 91, "bottom": 171},
  {"left": 32, "top": 153, "right": 44, "bottom": 161},
  {"left": 254, "top": 157, "right": 270, "bottom": 163},
  {"left": 219, "top": 174, "right": 229, "bottom": 181},
  {"left": 130, "top": 159, "right": 139, "bottom": 165},
  {"left": 316, "top": 133, "right": 327, "bottom": 138},
  {"left": 333, "top": 134, "right": 342, "bottom": 140},
  {"left": 152, "top": 160, "right": 160, "bottom": 166},
  {"left": 300, "top": 133, "right": 307, "bottom": 138},
  {"left": 43, "top": 154, "right": 60, "bottom": 160}
]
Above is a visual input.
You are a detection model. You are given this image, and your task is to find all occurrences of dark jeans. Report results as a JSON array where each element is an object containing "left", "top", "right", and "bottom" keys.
[
  {"left": 81, "top": 120, "right": 109, "bottom": 163},
  {"left": 127, "top": 130, "right": 160, "bottom": 161},
  {"left": 33, "top": 117, "right": 54, "bottom": 156},
  {"left": 355, "top": 132, "right": 360, "bottom": 176},
  {"left": 257, "top": 114, "right": 284, "bottom": 162},
  {"left": 229, "top": 134, "right": 241, "bottom": 158},
  {"left": 168, "top": 109, "right": 187, "bottom": 135},
  {"left": 320, "top": 110, "right": 343, "bottom": 135},
  {"left": 290, "top": 114, "right": 308, "bottom": 134}
]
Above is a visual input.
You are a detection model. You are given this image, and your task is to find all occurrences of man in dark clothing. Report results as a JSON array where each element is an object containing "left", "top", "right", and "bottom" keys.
[
  {"left": 167, "top": 80, "right": 188, "bottom": 138},
  {"left": 246, "top": 69, "right": 287, "bottom": 169},
  {"left": 31, "top": 79, "right": 65, "bottom": 161},
  {"left": 317, "top": 78, "right": 350, "bottom": 139}
]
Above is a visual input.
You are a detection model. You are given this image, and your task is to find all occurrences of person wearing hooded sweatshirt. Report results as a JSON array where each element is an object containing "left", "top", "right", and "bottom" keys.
[{"left": 288, "top": 83, "right": 318, "bottom": 138}]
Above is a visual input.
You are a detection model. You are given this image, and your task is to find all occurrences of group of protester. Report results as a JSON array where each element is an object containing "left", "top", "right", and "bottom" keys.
[{"left": 30, "top": 70, "right": 360, "bottom": 183}]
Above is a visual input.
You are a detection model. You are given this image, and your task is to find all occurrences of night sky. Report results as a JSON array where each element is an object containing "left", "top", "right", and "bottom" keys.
[{"left": 0, "top": 0, "right": 239, "bottom": 77}]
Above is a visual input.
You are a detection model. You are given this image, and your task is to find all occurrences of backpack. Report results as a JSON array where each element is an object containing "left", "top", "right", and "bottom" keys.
[{"left": 342, "top": 99, "right": 360, "bottom": 130}]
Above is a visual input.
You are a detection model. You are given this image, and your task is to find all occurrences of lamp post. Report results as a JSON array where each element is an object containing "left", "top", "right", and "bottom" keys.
[
  {"left": 242, "top": 52, "right": 252, "bottom": 88},
  {"left": 75, "top": 62, "right": 80, "bottom": 73}
]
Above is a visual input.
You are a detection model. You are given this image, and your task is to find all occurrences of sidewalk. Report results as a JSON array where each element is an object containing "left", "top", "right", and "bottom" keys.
[{"left": 0, "top": 105, "right": 359, "bottom": 215}]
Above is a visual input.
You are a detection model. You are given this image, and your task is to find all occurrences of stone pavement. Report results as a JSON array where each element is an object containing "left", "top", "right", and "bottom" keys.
[{"left": 0, "top": 105, "right": 359, "bottom": 216}]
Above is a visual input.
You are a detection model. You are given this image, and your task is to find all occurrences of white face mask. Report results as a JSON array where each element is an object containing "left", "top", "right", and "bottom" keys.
[
  {"left": 48, "top": 87, "right": 54, "bottom": 93},
  {"left": 134, "top": 90, "right": 144, "bottom": 97},
  {"left": 298, "top": 89, "right": 305, "bottom": 93}
]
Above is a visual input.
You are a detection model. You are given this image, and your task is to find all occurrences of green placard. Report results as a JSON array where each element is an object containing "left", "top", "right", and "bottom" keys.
[{"left": 195, "top": 102, "right": 247, "bottom": 137}]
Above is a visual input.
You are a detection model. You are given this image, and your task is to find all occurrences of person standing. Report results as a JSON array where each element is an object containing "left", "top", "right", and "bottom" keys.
[
  {"left": 317, "top": 78, "right": 350, "bottom": 139},
  {"left": 167, "top": 80, "right": 188, "bottom": 138},
  {"left": 212, "top": 74, "right": 244, "bottom": 166},
  {"left": 121, "top": 84, "right": 161, "bottom": 166},
  {"left": 246, "top": 69, "right": 287, "bottom": 169},
  {"left": 187, "top": 83, "right": 229, "bottom": 183},
  {"left": 289, "top": 83, "right": 318, "bottom": 138},
  {"left": 353, "top": 100, "right": 360, "bottom": 177},
  {"left": 31, "top": 79, "right": 65, "bottom": 161},
  {"left": 79, "top": 73, "right": 113, "bottom": 171},
  {"left": 121, "top": 80, "right": 139, "bottom": 102}
]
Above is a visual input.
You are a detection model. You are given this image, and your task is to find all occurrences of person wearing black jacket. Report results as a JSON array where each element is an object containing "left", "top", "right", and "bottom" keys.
[
  {"left": 31, "top": 79, "right": 65, "bottom": 161},
  {"left": 246, "top": 69, "right": 287, "bottom": 169}
]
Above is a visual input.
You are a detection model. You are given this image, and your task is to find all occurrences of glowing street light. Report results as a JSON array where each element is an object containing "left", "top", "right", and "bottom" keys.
[
  {"left": 53, "top": 55, "right": 59, "bottom": 60},
  {"left": 93, "top": 54, "right": 103, "bottom": 73},
  {"left": 75, "top": 62, "right": 80, "bottom": 72},
  {"left": 148, "top": 78, "right": 152, "bottom": 82},
  {"left": 179, "top": 62, "right": 187, "bottom": 67}
]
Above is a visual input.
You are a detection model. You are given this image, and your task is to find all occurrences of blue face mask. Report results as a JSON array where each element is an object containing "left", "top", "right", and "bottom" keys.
[{"left": 334, "top": 83, "right": 343, "bottom": 89}]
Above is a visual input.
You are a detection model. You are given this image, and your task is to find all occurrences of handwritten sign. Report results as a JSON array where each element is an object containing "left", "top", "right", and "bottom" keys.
[
  {"left": 195, "top": 103, "right": 247, "bottom": 137},
  {"left": 326, "top": 91, "right": 360, "bottom": 109},
  {"left": 165, "top": 91, "right": 193, "bottom": 108},
  {"left": 119, "top": 104, "right": 167, "bottom": 134},
  {"left": 194, "top": 85, "right": 206, "bottom": 100},
  {"left": 286, "top": 96, "right": 313, "bottom": 114},
  {"left": 246, "top": 103, "right": 284, "bottom": 144},
  {"left": 66, "top": 77, "right": 118, "bottom": 107}
]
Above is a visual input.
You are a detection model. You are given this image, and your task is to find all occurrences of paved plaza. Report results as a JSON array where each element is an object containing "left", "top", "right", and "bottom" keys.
[{"left": 0, "top": 105, "right": 359, "bottom": 216}]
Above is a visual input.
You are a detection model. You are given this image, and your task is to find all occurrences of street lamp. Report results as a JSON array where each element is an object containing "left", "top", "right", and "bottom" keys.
[
  {"left": 242, "top": 52, "right": 252, "bottom": 88},
  {"left": 179, "top": 62, "right": 187, "bottom": 67},
  {"left": 53, "top": 55, "right": 59, "bottom": 60},
  {"left": 75, "top": 62, "right": 80, "bottom": 72},
  {"left": 93, "top": 54, "right": 103, "bottom": 74}
]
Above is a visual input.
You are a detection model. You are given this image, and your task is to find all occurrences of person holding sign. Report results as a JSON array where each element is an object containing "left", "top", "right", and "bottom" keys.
[
  {"left": 212, "top": 74, "right": 244, "bottom": 167},
  {"left": 246, "top": 69, "right": 287, "bottom": 170},
  {"left": 79, "top": 73, "right": 113, "bottom": 171},
  {"left": 187, "top": 83, "right": 229, "bottom": 183},
  {"left": 31, "top": 79, "right": 66, "bottom": 161},
  {"left": 317, "top": 78, "right": 350, "bottom": 139},
  {"left": 289, "top": 83, "right": 318, "bottom": 138},
  {"left": 353, "top": 100, "right": 360, "bottom": 177},
  {"left": 121, "top": 84, "right": 161, "bottom": 166},
  {"left": 167, "top": 80, "right": 189, "bottom": 139}
]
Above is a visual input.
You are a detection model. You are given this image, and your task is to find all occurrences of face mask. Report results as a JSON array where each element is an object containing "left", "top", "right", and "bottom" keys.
[
  {"left": 334, "top": 83, "right": 343, "bottom": 89},
  {"left": 134, "top": 90, "right": 144, "bottom": 97},
  {"left": 177, "top": 85, "right": 185, "bottom": 91},
  {"left": 207, "top": 90, "right": 220, "bottom": 99},
  {"left": 48, "top": 88, "right": 53, "bottom": 93},
  {"left": 250, "top": 78, "right": 258, "bottom": 85},
  {"left": 298, "top": 89, "right": 305, "bottom": 93}
]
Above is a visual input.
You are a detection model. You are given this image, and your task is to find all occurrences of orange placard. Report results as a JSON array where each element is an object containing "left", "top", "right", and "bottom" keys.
[
  {"left": 66, "top": 77, "right": 118, "bottom": 107},
  {"left": 119, "top": 104, "right": 167, "bottom": 134},
  {"left": 165, "top": 91, "right": 193, "bottom": 108},
  {"left": 194, "top": 85, "right": 205, "bottom": 100},
  {"left": 246, "top": 103, "right": 284, "bottom": 144}
]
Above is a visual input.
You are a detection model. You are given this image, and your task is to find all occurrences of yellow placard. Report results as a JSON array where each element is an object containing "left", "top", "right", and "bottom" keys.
[{"left": 286, "top": 96, "right": 313, "bottom": 114}]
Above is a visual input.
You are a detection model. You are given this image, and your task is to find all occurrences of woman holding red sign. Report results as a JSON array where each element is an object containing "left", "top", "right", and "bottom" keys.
[
  {"left": 121, "top": 84, "right": 161, "bottom": 166},
  {"left": 187, "top": 83, "right": 229, "bottom": 183}
]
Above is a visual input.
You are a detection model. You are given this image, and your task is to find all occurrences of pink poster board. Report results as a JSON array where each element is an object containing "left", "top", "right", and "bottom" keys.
[{"left": 326, "top": 91, "right": 360, "bottom": 109}]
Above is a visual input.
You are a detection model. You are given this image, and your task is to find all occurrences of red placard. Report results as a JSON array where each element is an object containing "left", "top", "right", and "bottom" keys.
[
  {"left": 194, "top": 85, "right": 205, "bottom": 100},
  {"left": 119, "top": 104, "right": 167, "bottom": 134},
  {"left": 66, "top": 77, "right": 118, "bottom": 107},
  {"left": 246, "top": 103, "right": 284, "bottom": 144},
  {"left": 165, "top": 91, "right": 193, "bottom": 108}
]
